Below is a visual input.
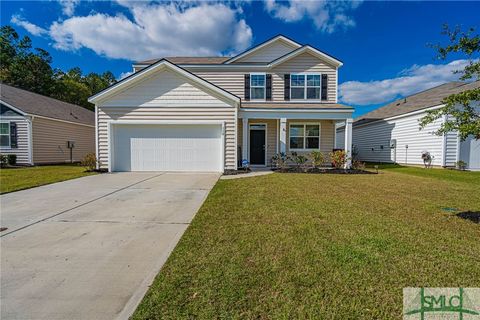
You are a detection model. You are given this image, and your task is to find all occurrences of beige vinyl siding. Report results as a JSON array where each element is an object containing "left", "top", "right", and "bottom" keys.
[
  {"left": 97, "top": 107, "right": 236, "bottom": 170},
  {"left": 190, "top": 52, "right": 337, "bottom": 103},
  {"left": 234, "top": 41, "right": 297, "bottom": 63},
  {"left": 287, "top": 120, "right": 335, "bottom": 162},
  {"left": 32, "top": 117, "right": 94, "bottom": 164},
  {"left": 96, "top": 69, "right": 237, "bottom": 170},
  {"left": 0, "top": 116, "right": 30, "bottom": 165},
  {"left": 99, "top": 70, "right": 233, "bottom": 108},
  {"left": 194, "top": 71, "right": 246, "bottom": 99},
  {"left": 271, "top": 53, "right": 337, "bottom": 103}
]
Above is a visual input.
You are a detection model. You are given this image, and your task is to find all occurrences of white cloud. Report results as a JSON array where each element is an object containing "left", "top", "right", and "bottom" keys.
[
  {"left": 339, "top": 59, "right": 472, "bottom": 105},
  {"left": 118, "top": 71, "right": 133, "bottom": 80},
  {"left": 11, "top": 14, "right": 47, "bottom": 36},
  {"left": 59, "top": 0, "right": 80, "bottom": 17},
  {"left": 264, "top": 0, "right": 362, "bottom": 33},
  {"left": 15, "top": 2, "right": 252, "bottom": 61}
]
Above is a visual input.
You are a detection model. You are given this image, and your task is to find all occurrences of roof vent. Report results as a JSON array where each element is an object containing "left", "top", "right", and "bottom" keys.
[{"left": 404, "top": 98, "right": 407, "bottom": 103}]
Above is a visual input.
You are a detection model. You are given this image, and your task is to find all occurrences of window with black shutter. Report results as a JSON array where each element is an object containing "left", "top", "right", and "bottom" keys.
[
  {"left": 321, "top": 74, "right": 328, "bottom": 101},
  {"left": 266, "top": 74, "right": 272, "bottom": 100},
  {"left": 244, "top": 74, "right": 250, "bottom": 100},
  {"left": 10, "top": 122, "right": 17, "bottom": 148},
  {"left": 0, "top": 122, "right": 11, "bottom": 147},
  {"left": 284, "top": 74, "right": 290, "bottom": 100}
]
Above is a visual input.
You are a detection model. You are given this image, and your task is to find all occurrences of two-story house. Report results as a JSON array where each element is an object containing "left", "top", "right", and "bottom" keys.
[{"left": 88, "top": 35, "right": 354, "bottom": 172}]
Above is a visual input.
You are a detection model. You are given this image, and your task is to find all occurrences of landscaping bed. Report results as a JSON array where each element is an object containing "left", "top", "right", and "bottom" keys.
[{"left": 275, "top": 167, "right": 375, "bottom": 174}]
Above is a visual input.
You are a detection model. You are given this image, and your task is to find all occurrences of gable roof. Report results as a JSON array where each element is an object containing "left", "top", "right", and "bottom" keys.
[
  {"left": 354, "top": 80, "right": 480, "bottom": 126},
  {"left": 269, "top": 45, "right": 343, "bottom": 68},
  {"left": 89, "top": 59, "right": 240, "bottom": 105},
  {"left": 223, "top": 35, "right": 302, "bottom": 64},
  {"left": 134, "top": 35, "right": 342, "bottom": 69},
  {"left": 0, "top": 83, "right": 94, "bottom": 126}
]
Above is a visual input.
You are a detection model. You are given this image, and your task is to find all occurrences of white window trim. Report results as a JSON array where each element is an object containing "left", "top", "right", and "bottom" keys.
[
  {"left": 290, "top": 73, "right": 322, "bottom": 101},
  {"left": 250, "top": 72, "right": 266, "bottom": 101},
  {"left": 0, "top": 121, "right": 11, "bottom": 149},
  {"left": 289, "top": 122, "right": 321, "bottom": 151}
]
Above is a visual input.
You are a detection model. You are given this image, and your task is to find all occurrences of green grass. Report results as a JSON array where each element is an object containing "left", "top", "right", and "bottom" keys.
[
  {"left": 366, "top": 162, "right": 480, "bottom": 184},
  {"left": 133, "top": 168, "right": 480, "bottom": 319},
  {"left": 0, "top": 165, "right": 96, "bottom": 194}
]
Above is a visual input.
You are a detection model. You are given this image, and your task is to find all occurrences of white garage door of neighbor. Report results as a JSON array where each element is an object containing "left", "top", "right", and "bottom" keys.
[{"left": 112, "top": 124, "right": 223, "bottom": 172}]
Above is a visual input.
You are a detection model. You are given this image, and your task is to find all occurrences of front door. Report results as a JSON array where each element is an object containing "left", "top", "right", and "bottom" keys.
[{"left": 249, "top": 125, "right": 266, "bottom": 165}]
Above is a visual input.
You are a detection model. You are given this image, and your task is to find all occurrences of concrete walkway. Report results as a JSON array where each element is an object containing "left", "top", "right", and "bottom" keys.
[
  {"left": 0, "top": 172, "right": 219, "bottom": 320},
  {"left": 220, "top": 168, "right": 274, "bottom": 180}
]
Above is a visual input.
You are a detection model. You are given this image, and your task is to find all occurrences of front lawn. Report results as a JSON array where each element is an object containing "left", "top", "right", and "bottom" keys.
[
  {"left": 367, "top": 162, "right": 480, "bottom": 184},
  {"left": 0, "top": 165, "right": 96, "bottom": 194},
  {"left": 133, "top": 167, "right": 480, "bottom": 319}
]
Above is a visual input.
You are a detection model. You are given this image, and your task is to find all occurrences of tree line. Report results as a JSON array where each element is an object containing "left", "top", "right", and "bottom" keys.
[{"left": 0, "top": 25, "right": 116, "bottom": 111}]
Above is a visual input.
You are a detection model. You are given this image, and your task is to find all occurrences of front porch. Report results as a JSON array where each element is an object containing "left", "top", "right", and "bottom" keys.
[{"left": 237, "top": 106, "right": 353, "bottom": 168}]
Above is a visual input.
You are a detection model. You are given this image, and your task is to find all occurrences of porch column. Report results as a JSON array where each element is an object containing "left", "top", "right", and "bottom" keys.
[
  {"left": 280, "top": 118, "right": 287, "bottom": 153},
  {"left": 344, "top": 118, "right": 353, "bottom": 168},
  {"left": 242, "top": 117, "right": 249, "bottom": 162}
]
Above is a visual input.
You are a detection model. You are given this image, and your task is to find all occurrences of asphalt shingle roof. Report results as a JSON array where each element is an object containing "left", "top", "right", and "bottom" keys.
[
  {"left": 137, "top": 57, "right": 230, "bottom": 65},
  {"left": 0, "top": 83, "right": 94, "bottom": 126},
  {"left": 355, "top": 80, "right": 480, "bottom": 126}
]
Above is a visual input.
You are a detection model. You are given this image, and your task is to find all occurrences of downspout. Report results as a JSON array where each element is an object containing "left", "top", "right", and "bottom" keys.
[
  {"left": 27, "top": 115, "right": 34, "bottom": 165},
  {"left": 95, "top": 104, "right": 99, "bottom": 170}
]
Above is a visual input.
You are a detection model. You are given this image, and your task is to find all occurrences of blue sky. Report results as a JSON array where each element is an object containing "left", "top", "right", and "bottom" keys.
[{"left": 1, "top": 1, "right": 479, "bottom": 117}]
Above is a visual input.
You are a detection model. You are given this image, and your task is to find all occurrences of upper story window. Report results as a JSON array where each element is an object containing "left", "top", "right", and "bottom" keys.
[
  {"left": 250, "top": 74, "right": 266, "bottom": 100},
  {"left": 0, "top": 122, "right": 10, "bottom": 148},
  {"left": 291, "top": 74, "right": 321, "bottom": 100}
]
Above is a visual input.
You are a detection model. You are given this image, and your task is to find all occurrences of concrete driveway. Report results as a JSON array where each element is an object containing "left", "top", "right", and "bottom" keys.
[{"left": 0, "top": 172, "right": 219, "bottom": 320}]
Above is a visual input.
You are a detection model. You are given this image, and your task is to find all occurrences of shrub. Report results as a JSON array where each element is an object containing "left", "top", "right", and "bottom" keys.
[
  {"left": 310, "top": 150, "right": 325, "bottom": 168},
  {"left": 81, "top": 153, "right": 100, "bottom": 172},
  {"left": 290, "top": 152, "right": 309, "bottom": 171},
  {"left": 329, "top": 150, "right": 348, "bottom": 169},
  {"left": 0, "top": 154, "right": 8, "bottom": 167},
  {"left": 456, "top": 160, "right": 467, "bottom": 170},
  {"left": 271, "top": 152, "right": 290, "bottom": 170},
  {"left": 7, "top": 154, "right": 16, "bottom": 165},
  {"left": 352, "top": 160, "right": 366, "bottom": 170}
]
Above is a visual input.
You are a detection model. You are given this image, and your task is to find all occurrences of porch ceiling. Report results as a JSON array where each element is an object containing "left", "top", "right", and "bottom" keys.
[{"left": 239, "top": 104, "right": 353, "bottom": 120}]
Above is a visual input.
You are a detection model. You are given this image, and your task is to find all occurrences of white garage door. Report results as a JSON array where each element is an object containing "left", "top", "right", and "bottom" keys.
[{"left": 112, "top": 124, "right": 223, "bottom": 172}]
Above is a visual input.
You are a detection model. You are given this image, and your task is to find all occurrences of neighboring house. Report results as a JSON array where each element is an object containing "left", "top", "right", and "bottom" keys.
[
  {"left": 88, "top": 35, "right": 354, "bottom": 172},
  {"left": 336, "top": 81, "right": 480, "bottom": 170},
  {"left": 0, "top": 84, "right": 95, "bottom": 165}
]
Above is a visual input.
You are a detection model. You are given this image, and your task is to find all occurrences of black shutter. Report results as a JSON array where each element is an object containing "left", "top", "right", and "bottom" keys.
[
  {"left": 266, "top": 74, "right": 272, "bottom": 100},
  {"left": 321, "top": 74, "right": 328, "bottom": 101},
  {"left": 10, "top": 122, "right": 17, "bottom": 148},
  {"left": 244, "top": 74, "right": 250, "bottom": 101},
  {"left": 284, "top": 74, "right": 290, "bottom": 101}
]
